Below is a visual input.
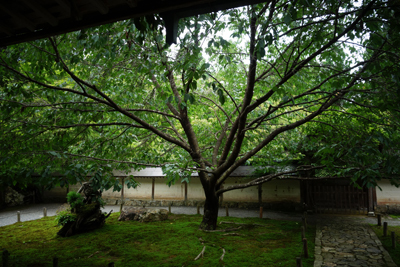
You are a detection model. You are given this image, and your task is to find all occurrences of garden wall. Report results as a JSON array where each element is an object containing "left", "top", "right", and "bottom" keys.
[
  {"left": 375, "top": 179, "right": 400, "bottom": 214},
  {"left": 42, "top": 167, "right": 302, "bottom": 211}
]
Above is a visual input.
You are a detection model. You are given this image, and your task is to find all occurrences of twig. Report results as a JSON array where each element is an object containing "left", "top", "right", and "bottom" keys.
[
  {"left": 105, "top": 210, "right": 113, "bottom": 219},
  {"left": 219, "top": 221, "right": 267, "bottom": 227},
  {"left": 194, "top": 246, "right": 206, "bottom": 260},
  {"left": 220, "top": 247, "right": 226, "bottom": 261},
  {"left": 222, "top": 233, "right": 244, "bottom": 236},
  {"left": 219, "top": 221, "right": 246, "bottom": 225},
  {"left": 88, "top": 251, "right": 100, "bottom": 258},
  {"left": 203, "top": 226, "right": 242, "bottom": 232}
]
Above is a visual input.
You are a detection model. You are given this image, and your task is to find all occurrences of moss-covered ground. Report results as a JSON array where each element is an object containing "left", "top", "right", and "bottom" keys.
[
  {"left": 1, "top": 212, "right": 315, "bottom": 266},
  {"left": 371, "top": 223, "right": 400, "bottom": 266}
]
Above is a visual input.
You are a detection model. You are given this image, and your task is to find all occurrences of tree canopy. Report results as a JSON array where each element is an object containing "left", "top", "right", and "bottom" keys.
[{"left": 1, "top": 0, "right": 400, "bottom": 228}]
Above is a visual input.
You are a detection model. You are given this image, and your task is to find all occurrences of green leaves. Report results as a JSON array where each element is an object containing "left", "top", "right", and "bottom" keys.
[
  {"left": 217, "top": 88, "right": 225, "bottom": 105},
  {"left": 283, "top": 13, "right": 292, "bottom": 26},
  {"left": 210, "top": 81, "right": 225, "bottom": 105},
  {"left": 283, "top": 5, "right": 298, "bottom": 26},
  {"left": 1, "top": 1, "right": 400, "bottom": 196},
  {"left": 49, "top": 151, "right": 61, "bottom": 158},
  {"left": 256, "top": 38, "right": 266, "bottom": 60},
  {"left": 184, "top": 93, "right": 195, "bottom": 104}
]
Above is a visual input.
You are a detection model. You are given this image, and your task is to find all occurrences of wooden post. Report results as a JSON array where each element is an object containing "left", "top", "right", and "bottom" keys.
[
  {"left": 301, "top": 226, "right": 305, "bottom": 241},
  {"left": 151, "top": 178, "right": 155, "bottom": 201},
  {"left": 302, "top": 216, "right": 307, "bottom": 231},
  {"left": 383, "top": 222, "right": 388, "bottom": 237},
  {"left": 121, "top": 177, "right": 125, "bottom": 205},
  {"left": 259, "top": 206, "right": 263, "bottom": 218},
  {"left": 43, "top": 207, "right": 47, "bottom": 217},
  {"left": 108, "top": 262, "right": 115, "bottom": 267},
  {"left": 368, "top": 187, "right": 374, "bottom": 214},
  {"left": 377, "top": 214, "right": 382, "bottom": 226},
  {"left": 391, "top": 232, "right": 396, "bottom": 249},
  {"left": 258, "top": 184, "right": 262, "bottom": 205},
  {"left": 2, "top": 249, "right": 10, "bottom": 267},
  {"left": 53, "top": 257, "right": 58, "bottom": 267},
  {"left": 225, "top": 205, "right": 229, "bottom": 217},
  {"left": 302, "top": 238, "right": 309, "bottom": 258},
  {"left": 17, "top": 211, "right": 21, "bottom": 222},
  {"left": 168, "top": 202, "right": 171, "bottom": 213},
  {"left": 119, "top": 203, "right": 124, "bottom": 213},
  {"left": 219, "top": 184, "right": 224, "bottom": 207},
  {"left": 197, "top": 204, "right": 200, "bottom": 215},
  {"left": 184, "top": 181, "right": 188, "bottom": 204},
  {"left": 296, "top": 257, "right": 303, "bottom": 267}
]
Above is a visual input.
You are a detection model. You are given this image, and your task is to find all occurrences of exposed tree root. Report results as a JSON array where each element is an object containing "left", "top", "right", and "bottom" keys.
[{"left": 194, "top": 246, "right": 206, "bottom": 260}]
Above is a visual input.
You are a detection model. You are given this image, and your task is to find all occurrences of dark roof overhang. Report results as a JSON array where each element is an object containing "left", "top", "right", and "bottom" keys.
[{"left": 0, "top": 0, "right": 267, "bottom": 47}]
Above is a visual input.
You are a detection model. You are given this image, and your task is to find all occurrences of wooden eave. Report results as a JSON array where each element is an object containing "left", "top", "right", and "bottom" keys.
[{"left": 0, "top": 0, "right": 268, "bottom": 47}]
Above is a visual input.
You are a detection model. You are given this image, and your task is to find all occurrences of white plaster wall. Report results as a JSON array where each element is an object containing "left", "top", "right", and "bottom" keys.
[
  {"left": 154, "top": 178, "right": 185, "bottom": 199},
  {"left": 223, "top": 177, "right": 258, "bottom": 202},
  {"left": 222, "top": 178, "right": 300, "bottom": 202},
  {"left": 187, "top": 178, "right": 206, "bottom": 200},
  {"left": 102, "top": 186, "right": 122, "bottom": 198},
  {"left": 262, "top": 179, "right": 300, "bottom": 202},
  {"left": 123, "top": 177, "right": 153, "bottom": 199},
  {"left": 43, "top": 176, "right": 301, "bottom": 204},
  {"left": 376, "top": 179, "right": 400, "bottom": 204}
]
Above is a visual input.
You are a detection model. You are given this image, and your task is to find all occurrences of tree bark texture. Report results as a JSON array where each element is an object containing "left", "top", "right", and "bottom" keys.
[{"left": 199, "top": 190, "right": 219, "bottom": 230}]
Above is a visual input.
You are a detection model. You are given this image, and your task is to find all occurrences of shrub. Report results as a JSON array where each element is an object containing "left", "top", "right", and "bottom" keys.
[
  {"left": 66, "top": 191, "right": 84, "bottom": 210},
  {"left": 55, "top": 209, "right": 77, "bottom": 226}
]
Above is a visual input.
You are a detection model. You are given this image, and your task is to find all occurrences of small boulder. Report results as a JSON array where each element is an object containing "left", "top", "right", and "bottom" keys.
[
  {"left": 5, "top": 187, "right": 25, "bottom": 206},
  {"left": 141, "top": 209, "right": 169, "bottom": 222},
  {"left": 118, "top": 207, "right": 168, "bottom": 222}
]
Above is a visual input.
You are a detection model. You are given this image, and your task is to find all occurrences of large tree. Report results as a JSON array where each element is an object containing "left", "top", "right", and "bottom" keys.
[{"left": 1, "top": 0, "right": 400, "bottom": 229}]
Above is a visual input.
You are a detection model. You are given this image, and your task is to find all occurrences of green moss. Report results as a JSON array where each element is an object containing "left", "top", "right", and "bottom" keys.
[
  {"left": 371, "top": 224, "right": 400, "bottom": 266},
  {"left": 0, "top": 213, "right": 315, "bottom": 267}
]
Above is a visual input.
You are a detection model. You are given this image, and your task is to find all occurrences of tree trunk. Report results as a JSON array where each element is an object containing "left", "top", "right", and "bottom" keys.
[{"left": 199, "top": 193, "right": 219, "bottom": 230}]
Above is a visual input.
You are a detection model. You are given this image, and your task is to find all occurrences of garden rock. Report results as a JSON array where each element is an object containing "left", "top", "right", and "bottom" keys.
[
  {"left": 118, "top": 207, "right": 168, "bottom": 222},
  {"left": 5, "top": 187, "right": 25, "bottom": 206}
]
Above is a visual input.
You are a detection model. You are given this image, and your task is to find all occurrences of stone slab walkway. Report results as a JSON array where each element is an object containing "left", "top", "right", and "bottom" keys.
[{"left": 314, "top": 216, "right": 397, "bottom": 267}]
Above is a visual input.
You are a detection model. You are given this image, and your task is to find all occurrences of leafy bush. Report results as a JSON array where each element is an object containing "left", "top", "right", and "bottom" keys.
[
  {"left": 66, "top": 191, "right": 84, "bottom": 209},
  {"left": 55, "top": 209, "right": 77, "bottom": 226}
]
